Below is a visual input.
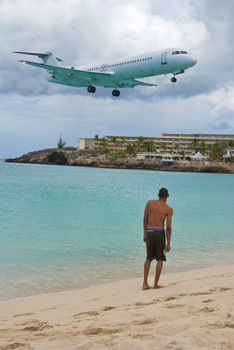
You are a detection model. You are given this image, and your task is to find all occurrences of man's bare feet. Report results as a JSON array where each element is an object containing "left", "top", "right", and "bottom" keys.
[
  {"left": 153, "top": 285, "right": 163, "bottom": 289},
  {"left": 142, "top": 284, "right": 151, "bottom": 290}
]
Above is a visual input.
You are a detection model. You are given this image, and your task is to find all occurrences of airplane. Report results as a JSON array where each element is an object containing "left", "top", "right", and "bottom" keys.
[{"left": 14, "top": 48, "right": 197, "bottom": 97}]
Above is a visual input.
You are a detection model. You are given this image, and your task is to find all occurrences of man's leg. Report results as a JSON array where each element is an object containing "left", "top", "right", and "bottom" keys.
[
  {"left": 142, "top": 259, "right": 151, "bottom": 289},
  {"left": 153, "top": 260, "right": 163, "bottom": 288}
]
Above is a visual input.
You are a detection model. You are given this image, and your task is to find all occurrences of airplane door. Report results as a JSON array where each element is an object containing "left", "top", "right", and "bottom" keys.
[{"left": 161, "top": 52, "right": 167, "bottom": 65}]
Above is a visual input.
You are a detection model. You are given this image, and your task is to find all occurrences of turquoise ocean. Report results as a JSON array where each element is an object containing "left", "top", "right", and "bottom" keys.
[{"left": 0, "top": 160, "right": 234, "bottom": 300}]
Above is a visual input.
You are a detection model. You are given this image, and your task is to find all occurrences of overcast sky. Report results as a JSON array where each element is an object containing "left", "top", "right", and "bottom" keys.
[{"left": 0, "top": 0, "right": 234, "bottom": 158}]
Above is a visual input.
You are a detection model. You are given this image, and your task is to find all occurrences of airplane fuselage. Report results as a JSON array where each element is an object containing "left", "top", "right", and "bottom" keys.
[{"left": 15, "top": 47, "right": 197, "bottom": 96}]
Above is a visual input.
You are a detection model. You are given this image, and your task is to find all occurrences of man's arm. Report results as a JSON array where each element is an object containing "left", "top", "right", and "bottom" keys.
[
  {"left": 143, "top": 202, "right": 149, "bottom": 242},
  {"left": 166, "top": 207, "right": 173, "bottom": 252}
]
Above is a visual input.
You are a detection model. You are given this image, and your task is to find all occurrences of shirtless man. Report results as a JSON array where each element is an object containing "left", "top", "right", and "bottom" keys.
[{"left": 143, "top": 187, "right": 173, "bottom": 290}]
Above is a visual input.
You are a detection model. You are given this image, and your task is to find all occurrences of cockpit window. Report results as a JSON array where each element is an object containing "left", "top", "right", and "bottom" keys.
[{"left": 172, "top": 50, "right": 188, "bottom": 55}]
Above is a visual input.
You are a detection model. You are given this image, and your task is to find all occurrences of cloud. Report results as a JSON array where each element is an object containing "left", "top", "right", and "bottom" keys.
[
  {"left": 1, "top": 82, "right": 234, "bottom": 157},
  {"left": 0, "top": 0, "right": 234, "bottom": 157}
]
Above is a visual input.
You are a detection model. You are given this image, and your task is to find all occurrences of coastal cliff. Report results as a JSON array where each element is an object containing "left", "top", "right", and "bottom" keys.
[{"left": 5, "top": 149, "right": 234, "bottom": 173}]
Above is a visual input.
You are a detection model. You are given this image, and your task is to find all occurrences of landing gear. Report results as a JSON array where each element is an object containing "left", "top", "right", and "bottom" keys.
[
  {"left": 87, "top": 85, "right": 96, "bottom": 93},
  {"left": 112, "top": 89, "right": 120, "bottom": 97},
  {"left": 171, "top": 76, "right": 177, "bottom": 83}
]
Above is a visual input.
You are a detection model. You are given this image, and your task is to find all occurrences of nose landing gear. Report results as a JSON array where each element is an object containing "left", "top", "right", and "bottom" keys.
[
  {"left": 87, "top": 85, "right": 96, "bottom": 93},
  {"left": 171, "top": 76, "right": 177, "bottom": 83},
  {"left": 112, "top": 89, "right": 120, "bottom": 97}
]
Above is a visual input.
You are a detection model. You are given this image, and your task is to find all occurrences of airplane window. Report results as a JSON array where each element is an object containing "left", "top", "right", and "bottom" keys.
[{"left": 180, "top": 51, "right": 188, "bottom": 54}]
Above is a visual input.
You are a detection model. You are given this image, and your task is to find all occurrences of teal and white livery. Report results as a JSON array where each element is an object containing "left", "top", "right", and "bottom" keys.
[{"left": 14, "top": 48, "right": 197, "bottom": 97}]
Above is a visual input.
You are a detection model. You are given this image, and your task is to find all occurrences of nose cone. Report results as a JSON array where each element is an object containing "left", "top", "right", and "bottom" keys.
[{"left": 189, "top": 57, "right": 197, "bottom": 67}]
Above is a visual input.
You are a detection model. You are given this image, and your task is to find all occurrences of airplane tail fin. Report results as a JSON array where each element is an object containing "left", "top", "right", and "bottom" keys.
[{"left": 13, "top": 51, "right": 62, "bottom": 66}]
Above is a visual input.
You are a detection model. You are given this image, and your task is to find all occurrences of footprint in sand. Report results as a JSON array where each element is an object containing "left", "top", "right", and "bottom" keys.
[
  {"left": 190, "top": 291, "right": 212, "bottom": 296},
  {"left": 206, "top": 321, "right": 234, "bottom": 329},
  {"left": 82, "top": 326, "right": 122, "bottom": 335},
  {"left": 154, "top": 295, "right": 178, "bottom": 302},
  {"left": 132, "top": 318, "right": 157, "bottom": 325},
  {"left": 102, "top": 306, "right": 116, "bottom": 311},
  {"left": 73, "top": 310, "right": 100, "bottom": 317},
  {"left": 164, "top": 303, "right": 185, "bottom": 309},
  {"left": 210, "top": 287, "right": 232, "bottom": 293},
  {"left": 13, "top": 313, "right": 35, "bottom": 318},
  {"left": 21, "top": 320, "right": 53, "bottom": 332},
  {"left": 134, "top": 301, "right": 154, "bottom": 307},
  {"left": 202, "top": 299, "right": 214, "bottom": 303},
  {"left": 0, "top": 343, "right": 32, "bottom": 350},
  {"left": 199, "top": 306, "right": 217, "bottom": 313}
]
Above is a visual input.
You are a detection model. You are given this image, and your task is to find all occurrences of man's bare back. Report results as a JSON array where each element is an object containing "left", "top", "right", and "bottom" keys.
[
  {"left": 144, "top": 200, "right": 172, "bottom": 229},
  {"left": 142, "top": 187, "right": 173, "bottom": 290}
]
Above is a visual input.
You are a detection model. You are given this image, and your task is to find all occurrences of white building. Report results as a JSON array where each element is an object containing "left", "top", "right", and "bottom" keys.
[{"left": 223, "top": 149, "right": 234, "bottom": 161}]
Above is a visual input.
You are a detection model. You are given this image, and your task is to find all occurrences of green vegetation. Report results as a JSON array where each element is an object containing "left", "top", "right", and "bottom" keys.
[
  {"left": 208, "top": 142, "right": 227, "bottom": 161},
  {"left": 76, "top": 136, "right": 234, "bottom": 163},
  {"left": 57, "top": 134, "right": 66, "bottom": 149},
  {"left": 63, "top": 147, "right": 77, "bottom": 151}
]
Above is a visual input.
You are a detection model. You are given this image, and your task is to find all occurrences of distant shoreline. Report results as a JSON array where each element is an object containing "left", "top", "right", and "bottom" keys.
[{"left": 5, "top": 148, "right": 234, "bottom": 174}]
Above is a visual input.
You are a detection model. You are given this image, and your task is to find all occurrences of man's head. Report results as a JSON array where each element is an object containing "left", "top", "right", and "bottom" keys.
[{"left": 158, "top": 187, "right": 169, "bottom": 201}]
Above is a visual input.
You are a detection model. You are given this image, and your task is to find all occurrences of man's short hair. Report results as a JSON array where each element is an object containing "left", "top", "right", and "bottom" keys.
[{"left": 158, "top": 187, "right": 169, "bottom": 198}]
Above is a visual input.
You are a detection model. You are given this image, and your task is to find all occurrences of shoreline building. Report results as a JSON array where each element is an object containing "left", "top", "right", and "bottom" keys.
[{"left": 78, "top": 134, "right": 234, "bottom": 160}]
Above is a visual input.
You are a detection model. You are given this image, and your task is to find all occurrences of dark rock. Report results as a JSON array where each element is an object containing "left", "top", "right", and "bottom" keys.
[{"left": 47, "top": 151, "right": 68, "bottom": 165}]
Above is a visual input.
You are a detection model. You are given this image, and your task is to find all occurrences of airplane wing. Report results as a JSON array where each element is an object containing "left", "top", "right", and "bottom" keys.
[
  {"left": 19, "top": 60, "right": 113, "bottom": 82},
  {"left": 18, "top": 59, "right": 156, "bottom": 88},
  {"left": 104, "top": 79, "right": 157, "bottom": 88}
]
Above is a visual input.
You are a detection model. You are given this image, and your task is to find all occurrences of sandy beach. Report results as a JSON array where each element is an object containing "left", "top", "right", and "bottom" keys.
[{"left": 0, "top": 264, "right": 233, "bottom": 350}]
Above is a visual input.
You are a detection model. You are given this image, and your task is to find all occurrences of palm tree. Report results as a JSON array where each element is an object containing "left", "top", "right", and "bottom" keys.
[
  {"left": 111, "top": 136, "right": 117, "bottom": 144},
  {"left": 126, "top": 143, "right": 137, "bottom": 155},
  {"left": 137, "top": 136, "right": 145, "bottom": 151},
  {"left": 192, "top": 138, "right": 199, "bottom": 152},
  {"left": 208, "top": 142, "right": 226, "bottom": 161},
  {"left": 143, "top": 140, "right": 155, "bottom": 152},
  {"left": 181, "top": 150, "right": 185, "bottom": 160}
]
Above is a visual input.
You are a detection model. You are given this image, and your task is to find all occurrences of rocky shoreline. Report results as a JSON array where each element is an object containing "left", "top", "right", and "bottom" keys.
[{"left": 5, "top": 148, "right": 234, "bottom": 174}]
